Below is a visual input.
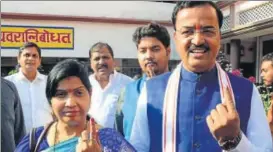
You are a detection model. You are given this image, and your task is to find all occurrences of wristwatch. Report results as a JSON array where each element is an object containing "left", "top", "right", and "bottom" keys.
[{"left": 218, "top": 131, "right": 242, "bottom": 151}]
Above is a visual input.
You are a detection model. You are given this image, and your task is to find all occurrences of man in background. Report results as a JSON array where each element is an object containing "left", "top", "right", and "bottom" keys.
[
  {"left": 260, "top": 52, "right": 273, "bottom": 136},
  {"left": 88, "top": 42, "right": 133, "bottom": 128},
  {"left": 5, "top": 42, "right": 53, "bottom": 132},
  {"left": 115, "top": 22, "right": 171, "bottom": 141}
]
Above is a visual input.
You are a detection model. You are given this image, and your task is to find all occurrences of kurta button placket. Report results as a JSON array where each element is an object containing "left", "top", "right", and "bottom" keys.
[
  {"left": 194, "top": 115, "right": 202, "bottom": 121},
  {"left": 193, "top": 142, "right": 201, "bottom": 148}
]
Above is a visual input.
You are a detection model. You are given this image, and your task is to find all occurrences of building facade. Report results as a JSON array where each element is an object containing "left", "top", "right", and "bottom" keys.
[
  {"left": 218, "top": 1, "right": 273, "bottom": 82},
  {"left": 2, "top": 1, "right": 272, "bottom": 81},
  {"left": 1, "top": 1, "right": 180, "bottom": 77}
]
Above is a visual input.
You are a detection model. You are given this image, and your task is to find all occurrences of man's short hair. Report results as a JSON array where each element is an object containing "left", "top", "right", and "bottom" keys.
[
  {"left": 132, "top": 22, "right": 170, "bottom": 49},
  {"left": 89, "top": 42, "right": 114, "bottom": 59},
  {"left": 172, "top": 1, "right": 223, "bottom": 30},
  {"left": 19, "top": 42, "right": 41, "bottom": 58},
  {"left": 262, "top": 52, "right": 273, "bottom": 66}
]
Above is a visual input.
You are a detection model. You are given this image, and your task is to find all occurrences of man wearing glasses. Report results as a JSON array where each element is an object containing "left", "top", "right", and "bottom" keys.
[{"left": 5, "top": 42, "right": 53, "bottom": 133}]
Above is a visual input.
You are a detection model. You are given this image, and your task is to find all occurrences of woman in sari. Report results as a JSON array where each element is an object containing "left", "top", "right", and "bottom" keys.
[
  {"left": 15, "top": 59, "right": 132, "bottom": 152},
  {"left": 15, "top": 59, "right": 101, "bottom": 152},
  {"left": 15, "top": 59, "right": 136, "bottom": 152}
]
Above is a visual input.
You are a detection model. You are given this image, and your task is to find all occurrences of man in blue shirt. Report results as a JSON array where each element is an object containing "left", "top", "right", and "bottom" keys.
[{"left": 115, "top": 22, "right": 171, "bottom": 140}]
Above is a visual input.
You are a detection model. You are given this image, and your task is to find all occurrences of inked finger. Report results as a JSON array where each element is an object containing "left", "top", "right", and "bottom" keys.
[
  {"left": 147, "top": 65, "right": 155, "bottom": 78},
  {"left": 223, "top": 87, "right": 235, "bottom": 112},
  {"left": 147, "top": 69, "right": 152, "bottom": 78},
  {"left": 150, "top": 67, "right": 155, "bottom": 77},
  {"left": 90, "top": 118, "right": 98, "bottom": 141}
]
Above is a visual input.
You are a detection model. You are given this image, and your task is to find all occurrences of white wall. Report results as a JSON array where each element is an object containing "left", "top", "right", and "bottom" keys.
[
  {"left": 1, "top": 1, "right": 174, "bottom": 22},
  {"left": 1, "top": 19, "right": 179, "bottom": 60}
]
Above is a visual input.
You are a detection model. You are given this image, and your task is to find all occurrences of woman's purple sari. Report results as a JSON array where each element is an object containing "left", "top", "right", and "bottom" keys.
[{"left": 99, "top": 128, "right": 137, "bottom": 152}]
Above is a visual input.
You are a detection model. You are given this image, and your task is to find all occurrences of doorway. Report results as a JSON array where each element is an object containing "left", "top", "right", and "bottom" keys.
[{"left": 257, "top": 34, "right": 273, "bottom": 82}]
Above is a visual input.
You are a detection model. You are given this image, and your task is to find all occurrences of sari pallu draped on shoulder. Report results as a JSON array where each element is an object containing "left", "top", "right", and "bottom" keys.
[{"left": 41, "top": 137, "right": 78, "bottom": 152}]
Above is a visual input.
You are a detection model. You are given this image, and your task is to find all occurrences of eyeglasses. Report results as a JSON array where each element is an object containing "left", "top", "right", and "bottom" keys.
[{"left": 176, "top": 27, "right": 218, "bottom": 39}]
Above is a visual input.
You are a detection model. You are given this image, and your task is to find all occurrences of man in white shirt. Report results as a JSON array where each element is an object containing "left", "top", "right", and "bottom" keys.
[
  {"left": 88, "top": 42, "right": 133, "bottom": 128},
  {"left": 130, "top": 1, "right": 272, "bottom": 152},
  {"left": 5, "top": 42, "right": 53, "bottom": 133}
]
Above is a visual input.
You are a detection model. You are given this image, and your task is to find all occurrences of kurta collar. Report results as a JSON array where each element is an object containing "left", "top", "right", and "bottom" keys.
[
  {"left": 180, "top": 65, "right": 217, "bottom": 82},
  {"left": 18, "top": 68, "right": 44, "bottom": 82}
]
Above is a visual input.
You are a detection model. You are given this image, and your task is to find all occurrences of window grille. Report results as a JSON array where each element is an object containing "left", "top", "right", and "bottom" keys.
[
  {"left": 221, "top": 15, "right": 231, "bottom": 32},
  {"left": 239, "top": 2, "right": 273, "bottom": 25}
]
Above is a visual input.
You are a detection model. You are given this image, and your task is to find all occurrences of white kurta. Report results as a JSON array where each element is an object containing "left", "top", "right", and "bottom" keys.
[
  {"left": 5, "top": 69, "right": 53, "bottom": 133},
  {"left": 88, "top": 71, "right": 133, "bottom": 128}
]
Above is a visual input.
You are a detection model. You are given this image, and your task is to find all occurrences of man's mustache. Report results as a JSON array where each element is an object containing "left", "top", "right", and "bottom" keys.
[
  {"left": 26, "top": 62, "right": 35, "bottom": 64},
  {"left": 188, "top": 43, "right": 210, "bottom": 52},
  {"left": 145, "top": 60, "right": 157, "bottom": 67},
  {"left": 97, "top": 64, "right": 108, "bottom": 69}
]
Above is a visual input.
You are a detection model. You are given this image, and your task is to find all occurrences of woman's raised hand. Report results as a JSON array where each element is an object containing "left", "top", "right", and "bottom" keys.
[{"left": 76, "top": 118, "right": 101, "bottom": 152}]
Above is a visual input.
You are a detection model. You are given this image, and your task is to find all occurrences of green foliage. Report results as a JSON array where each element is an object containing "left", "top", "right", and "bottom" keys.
[
  {"left": 8, "top": 69, "right": 18, "bottom": 76},
  {"left": 216, "top": 50, "right": 232, "bottom": 72},
  {"left": 257, "top": 84, "right": 273, "bottom": 114}
]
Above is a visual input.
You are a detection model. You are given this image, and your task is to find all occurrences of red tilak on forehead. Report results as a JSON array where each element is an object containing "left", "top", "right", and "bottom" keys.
[
  {"left": 195, "top": 24, "right": 201, "bottom": 31},
  {"left": 66, "top": 89, "right": 75, "bottom": 93}
]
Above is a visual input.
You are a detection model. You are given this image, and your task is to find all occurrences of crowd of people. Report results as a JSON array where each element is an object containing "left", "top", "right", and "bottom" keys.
[{"left": 1, "top": 1, "right": 273, "bottom": 152}]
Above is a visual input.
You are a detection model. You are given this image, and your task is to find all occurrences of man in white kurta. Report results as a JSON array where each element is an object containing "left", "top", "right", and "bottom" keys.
[
  {"left": 88, "top": 42, "right": 133, "bottom": 128},
  {"left": 5, "top": 42, "right": 52, "bottom": 133}
]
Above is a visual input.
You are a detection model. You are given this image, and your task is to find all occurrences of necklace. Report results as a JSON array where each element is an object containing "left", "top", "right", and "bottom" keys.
[
  {"left": 52, "top": 120, "right": 88, "bottom": 152},
  {"left": 53, "top": 121, "right": 58, "bottom": 152}
]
